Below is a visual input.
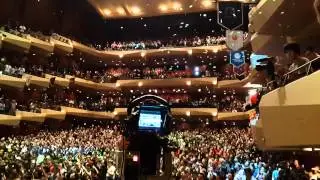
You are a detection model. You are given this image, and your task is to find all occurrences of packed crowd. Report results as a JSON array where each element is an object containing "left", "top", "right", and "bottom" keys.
[
  {"left": 0, "top": 59, "right": 242, "bottom": 84},
  {"left": 0, "top": 126, "right": 122, "bottom": 179},
  {"left": 218, "top": 95, "right": 246, "bottom": 112},
  {"left": 0, "top": 60, "right": 25, "bottom": 78},
  {"left": 169, "top": 128, "right": 312, "bottom": 179},
  {"left": 0, "top": 125, "right": 317, "bottom": 179},
  {"left": 1, "top": 22, "right": 229, "bottom": 51},
  {"left": 0, "top": 94, "right": 16, "bottom": 116},
  {"left": 105, "top": 35, "right": 227, "bottom": 51},
  {"left": 72, "top": 66, "right": 222, "bottom": 83}
]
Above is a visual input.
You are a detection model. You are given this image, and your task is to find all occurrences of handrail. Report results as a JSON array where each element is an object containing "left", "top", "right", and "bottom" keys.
[
  {"left": 283, "top": 56, "right": 320, "bottom": 77},
  {"left": 265, "top": 57, "right": 320, "bottom": 92}
]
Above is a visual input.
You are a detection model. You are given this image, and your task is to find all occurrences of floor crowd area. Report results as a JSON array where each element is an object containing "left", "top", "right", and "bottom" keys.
[{"left": 0, "top": 123, "right": 319, "bottom": 179}]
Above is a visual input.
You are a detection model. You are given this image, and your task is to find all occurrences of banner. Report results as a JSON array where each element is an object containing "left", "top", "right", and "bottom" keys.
[
  {"left": 233, "top": 65, "right": 245, "bottom": 76},
  {"left": 230, "top": 51, "right": 245, "bottom": 67},
  {"left": 226, "top": 30, "right": 244, "bottom": 51},
  {"left": 217, "top": 1, "right": 243, "bottom": 30}
]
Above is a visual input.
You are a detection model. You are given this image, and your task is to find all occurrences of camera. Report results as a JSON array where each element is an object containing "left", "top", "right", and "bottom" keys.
[{"left": 121, "top": 95, "right": 173, "bottom": 179}]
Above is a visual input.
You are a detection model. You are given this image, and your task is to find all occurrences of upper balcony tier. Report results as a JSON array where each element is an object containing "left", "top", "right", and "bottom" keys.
[
  {"left": 1, "top": 71, "right": 258, "bottom": 92},
  {"left": 249, "top": 0, "right": 320, "bottom": 56},
  {"left": 0, "top": 30, "right": 228, "bottom": 60},
  {"left": 0, "top": 106, "right": 253, "bottom": 126}
]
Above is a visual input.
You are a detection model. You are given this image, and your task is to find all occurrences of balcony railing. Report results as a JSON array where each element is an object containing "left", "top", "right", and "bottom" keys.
[{"left": 265, "top": 57, "right": 320, "bottom": 92}]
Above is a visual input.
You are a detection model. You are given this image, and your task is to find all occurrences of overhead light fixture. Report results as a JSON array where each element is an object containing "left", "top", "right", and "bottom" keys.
[
  {"left": 303, "top": 148, "right": 313, "bottom": 152},
  {"left": 212, "top": 79, "right": 217, "bottom": 85},
  {"left": 103, "top": 9, "right": 112, "bottom": 16},
  {"left": 131, "top": 6, "right": 142, "bottom": 15},
  {"left": 159, "top": 4, "right": 168, "bottom": 12},
  {"left": 116, "top": 7, "right": 125, "bottom": 15},
  {"left": 187, "top": 49, "right": 192, "bottom": 55},
  {"left": 172, "top": 2, "right": 182, "bottom": 10},
  {"left": 201, "top": 0, "right": 212, "bottom": 8}
]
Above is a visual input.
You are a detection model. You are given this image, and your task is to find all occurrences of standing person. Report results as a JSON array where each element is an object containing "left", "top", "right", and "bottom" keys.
[
  {"left": 305, "top": 46, "right": 320, "bottom": 71},
  {"left": 305, "top": 47, "right": 320, "bottom": 60},
  {"left": 284, "top": 43, "right": 309, "bottom": 72},
  {"left": 9, "top": 99, "right": 17, "bottom": 115}
]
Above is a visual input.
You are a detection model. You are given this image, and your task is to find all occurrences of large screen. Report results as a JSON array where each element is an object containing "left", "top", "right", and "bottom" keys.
[{"left": 138, "top": 109, "right": 162, "bottom": 129}]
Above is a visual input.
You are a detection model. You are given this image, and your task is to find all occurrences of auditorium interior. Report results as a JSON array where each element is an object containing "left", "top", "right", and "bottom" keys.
[{"left": 0, "top": 0, "right": 320, "bottom": 179}]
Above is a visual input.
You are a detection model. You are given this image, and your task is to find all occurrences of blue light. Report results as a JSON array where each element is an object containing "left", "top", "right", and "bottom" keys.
[{"left": 250, "top": 53, "right": 269, "bottom": 68}]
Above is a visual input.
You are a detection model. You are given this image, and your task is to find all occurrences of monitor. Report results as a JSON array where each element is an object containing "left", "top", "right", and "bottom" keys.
[{"left": 138, "top": 109, "right": 162, "bottom": 130}]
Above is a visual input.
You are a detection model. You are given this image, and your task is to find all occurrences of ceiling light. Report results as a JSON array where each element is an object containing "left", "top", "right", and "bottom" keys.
[
  {"left": 189, "top": 5, "right": 193, "bottom": 8},
  {"left": 172, "top": 2, "right": 182, "bottom": 10},
  {"left": 159, "top": 4, "right": 168, "bottom": 12},
  {"left": 303, "top": 148, "right": 312, "bottom": 151},
  {"left": 201, "top": 0, "right": 212, "bottom": 8},
  {"left": 103, "top": 9, "right": 112, "bottom": 16},
  {"left": 187, "top": 50, "right": 192, "bottom": 55},
  {"left": 116, "top": 7, "right": 125, "bottom": 15},
  {"left": 131, "top": 6, "right": 142, "bottom": 15},
  {"left": 212, "top": 79, "right": 217, "bottom": 85}
]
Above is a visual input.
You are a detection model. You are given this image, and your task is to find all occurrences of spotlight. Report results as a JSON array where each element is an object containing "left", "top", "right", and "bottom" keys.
[
  {"left": 172, "top": 2, "right": 182, "bottom": 10},
  {"left": 131, "top": 6, "right": 142, "bottom": 15},
  {"left": 103, "top": 9, "right": 112, "bottom": 16},
  {"left": 132, "top": 155, "right": 139, "bottom": 162},
  {"left": 116, "top": 7, "right": 125, "bottom": 15},
  {"left": 159, "top": 4, "right": 168, "bottom": 12},
  {"left": 201, "top": 0, "right": 213, "bottom": 8}
]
